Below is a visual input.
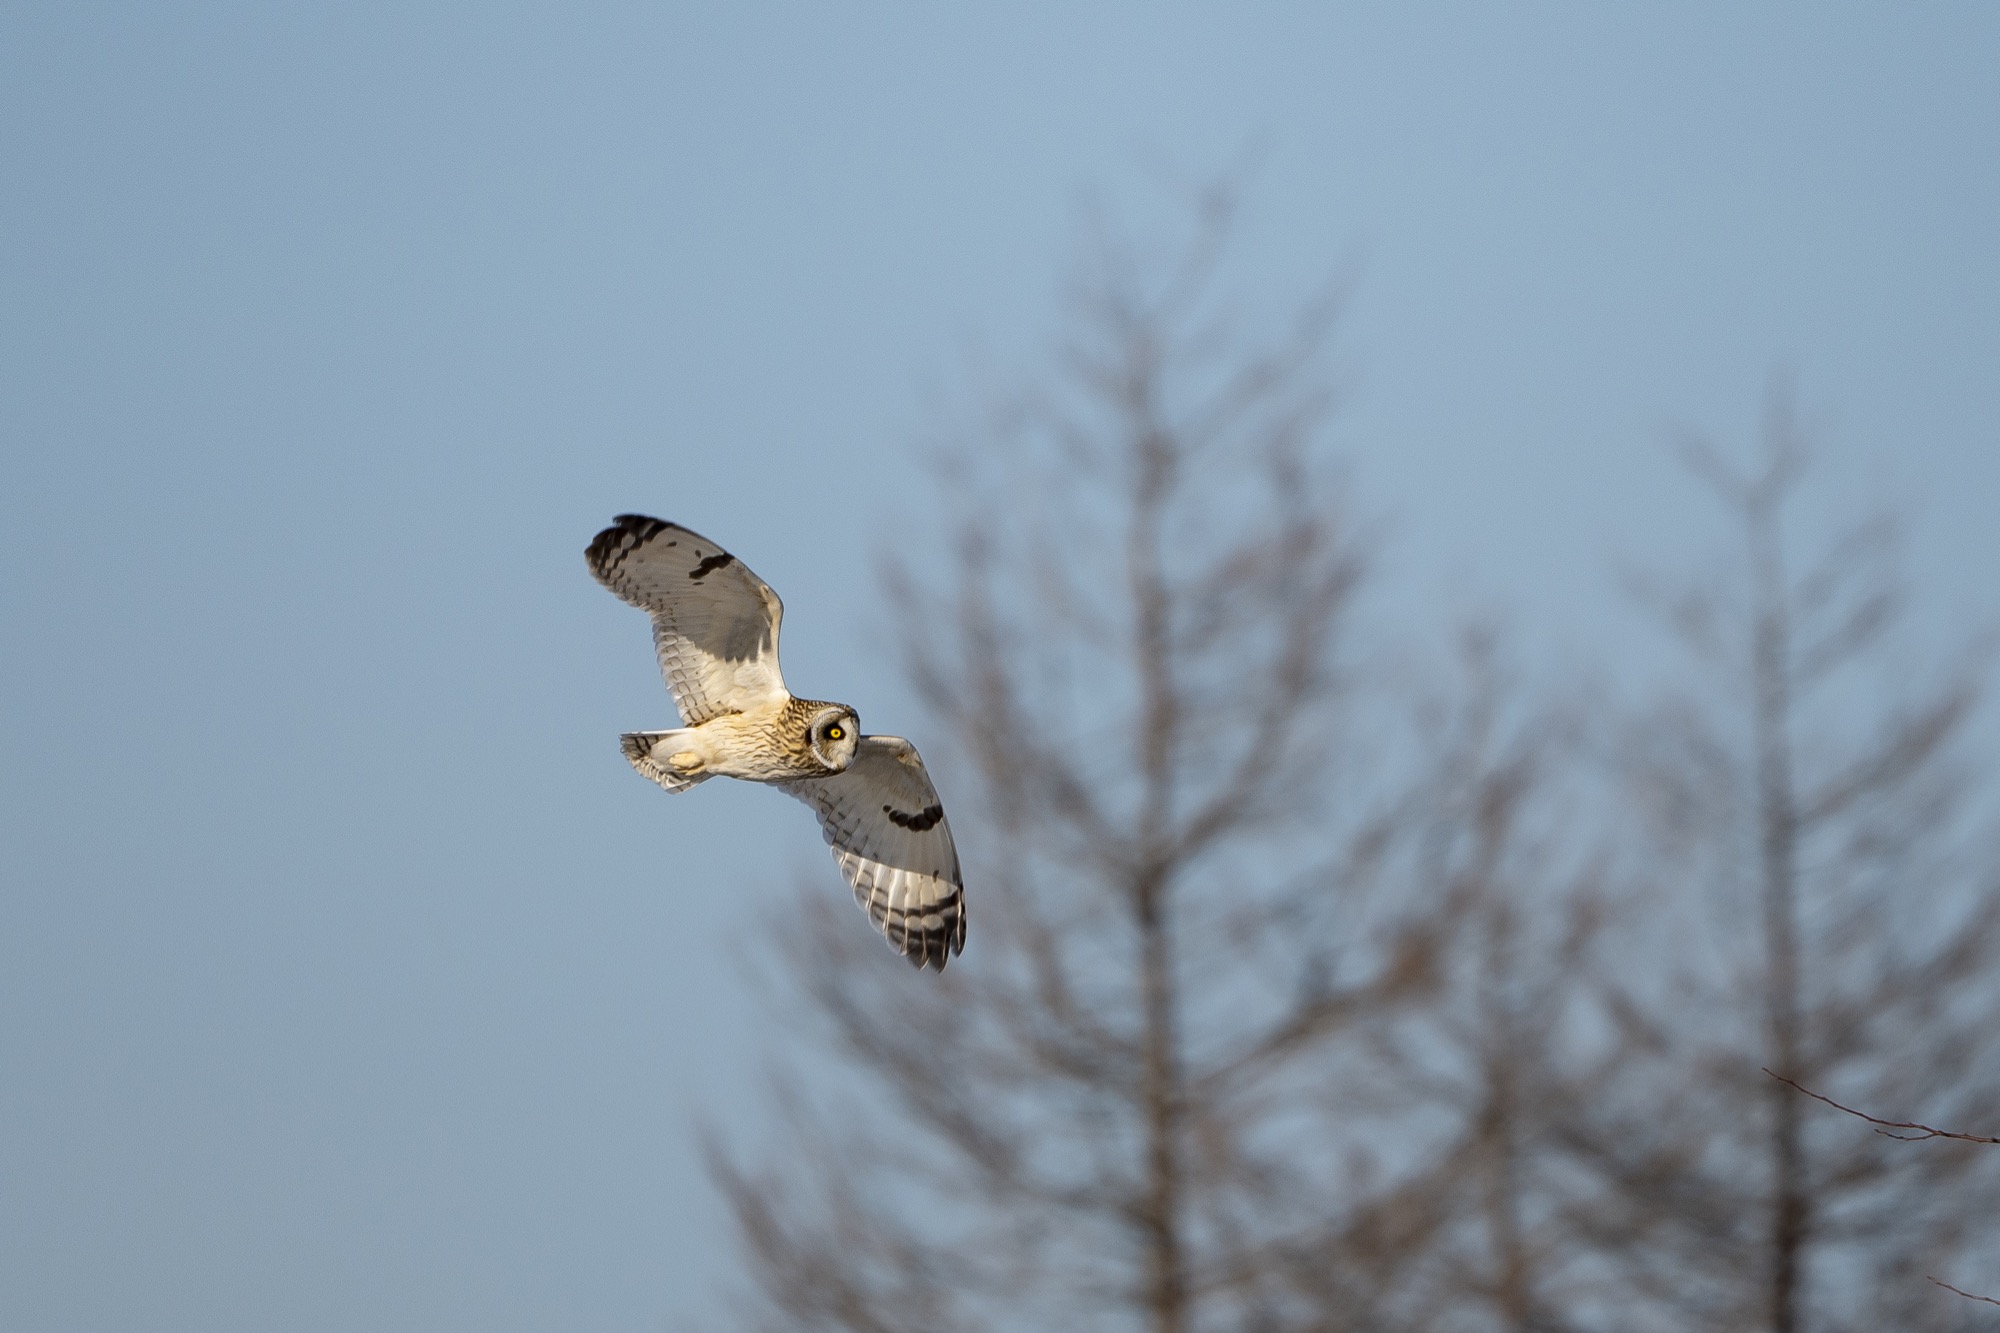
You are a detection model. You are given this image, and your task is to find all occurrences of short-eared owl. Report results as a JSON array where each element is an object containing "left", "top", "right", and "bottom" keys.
[{"left": 586, "top": 515, "right": 965, "bottom": 971}]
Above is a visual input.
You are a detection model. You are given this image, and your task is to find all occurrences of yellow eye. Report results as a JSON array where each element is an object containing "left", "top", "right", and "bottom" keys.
[{"left": 827, "top": 726, "right": 844, "bottom": 740}]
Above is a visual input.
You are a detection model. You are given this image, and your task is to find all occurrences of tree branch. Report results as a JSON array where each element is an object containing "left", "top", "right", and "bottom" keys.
[
  {"left": 1927, "top": 1276, "right": 2000, "bottom": 1308},
  {"left": 1763, "top": 1069, "right": 2000, "bottom": 1144}
]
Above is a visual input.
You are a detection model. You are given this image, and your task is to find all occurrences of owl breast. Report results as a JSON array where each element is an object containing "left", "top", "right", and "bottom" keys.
[{"left": 694, "top": 697, "right": 841, "bottom": 783}]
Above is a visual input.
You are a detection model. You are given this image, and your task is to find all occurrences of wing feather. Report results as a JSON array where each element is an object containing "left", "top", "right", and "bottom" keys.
[
  {"left": 780, "top": 736, "right": 966, "bottom": 971},
  {"left": 585, "top": 515, "right": 788, "bottom": 725}
]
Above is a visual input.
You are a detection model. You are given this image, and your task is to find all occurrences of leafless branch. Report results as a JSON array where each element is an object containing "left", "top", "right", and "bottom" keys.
[
  {"left": 1927, "top": 1276, "right": 2000, "bottom": 1308},
  {"left": 1764, "top": 1068, "right": 2000, "bottom": 1144}
]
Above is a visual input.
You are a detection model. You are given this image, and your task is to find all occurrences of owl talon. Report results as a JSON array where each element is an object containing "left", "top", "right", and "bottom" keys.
[{"left": 667, "top": 750, "right": 704, "bottom": 772}]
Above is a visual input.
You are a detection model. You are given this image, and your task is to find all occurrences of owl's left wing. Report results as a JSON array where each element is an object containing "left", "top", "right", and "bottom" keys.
[
  {"left": 585, "top": 515, "right": 788, "bottom": 726},
  {"left": 779, "top": 736, "right": 966, "bottom": 972}
]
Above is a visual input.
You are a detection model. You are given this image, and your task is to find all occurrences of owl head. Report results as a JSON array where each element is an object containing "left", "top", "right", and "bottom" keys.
[{"left": 807, "top": 706, "right": 861, "bottom": 773}]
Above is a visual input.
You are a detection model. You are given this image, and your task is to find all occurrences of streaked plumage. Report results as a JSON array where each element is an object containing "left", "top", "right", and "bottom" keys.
[{"left": 586, "top": 514, "right": 965, "bottom": 970}]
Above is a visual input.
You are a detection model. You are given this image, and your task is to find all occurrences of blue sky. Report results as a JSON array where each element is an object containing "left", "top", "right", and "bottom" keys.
[{"left": 3, "top": 5, "right": 1997, "bottom": 1330}]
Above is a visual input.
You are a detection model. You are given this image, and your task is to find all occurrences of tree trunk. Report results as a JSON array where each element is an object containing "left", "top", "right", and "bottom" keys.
[
  {"left": 1137, "top": 869, "right": 1187, "bottom": 1333},
  {"left": 1752, "top": 505, "right": 1806, "bottom": 1333}
]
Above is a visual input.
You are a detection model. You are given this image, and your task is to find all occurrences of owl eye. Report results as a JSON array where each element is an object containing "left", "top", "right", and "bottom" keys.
[{"left": 827, "top": 725, "right": 844, "bottom": 740}]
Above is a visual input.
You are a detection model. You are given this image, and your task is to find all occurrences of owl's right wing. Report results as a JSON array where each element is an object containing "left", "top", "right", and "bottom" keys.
[
  {"left": 585, "top": 515, "right": 789, "bottom": 726},
  {"left": 779, "top": 736, "right": 966, "bottom": 972}
]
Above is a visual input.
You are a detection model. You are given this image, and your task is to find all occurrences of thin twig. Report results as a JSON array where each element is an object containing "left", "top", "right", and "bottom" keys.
[
  {"left": 1763, "top": 1069, "right": 2000, "bottom": 1144},
  {"left": 1928, "top": 1276, "right": 2000, "bottom": 1308}
]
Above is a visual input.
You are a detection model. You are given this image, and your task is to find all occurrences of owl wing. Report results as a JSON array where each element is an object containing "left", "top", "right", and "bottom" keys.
[
  {"left": 779, "top": 736, "right": 966, "bottom": 972},
  {"left": 585, "top": 515, "right": 789, "bottom": 726}
]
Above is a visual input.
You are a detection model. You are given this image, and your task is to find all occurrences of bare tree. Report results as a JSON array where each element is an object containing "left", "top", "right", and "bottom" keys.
[
  {"left": 1334, "top": 630, "right": 1740, "bottom": 1333},
  {"left": 701, "top": 204, "right": 2000, "bottom": 1332},
  {"left": 1589, "top": 384, "right": 2000, "bottom": 1331},
  {"left": 703, "top": 192, "right": 1572, "bottom": 1333}
]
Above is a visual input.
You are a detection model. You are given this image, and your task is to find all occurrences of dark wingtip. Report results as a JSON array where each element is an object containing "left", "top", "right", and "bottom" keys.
[
  {"left": 586, "top": 514, "right": 670, "bottom": 578},
  {"left": 896, "top": 912, "right": 965, "bottom": 973}
]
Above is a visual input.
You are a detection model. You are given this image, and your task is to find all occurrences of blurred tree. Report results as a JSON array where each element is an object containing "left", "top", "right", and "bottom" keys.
[
  {"left": 1344, "top": 633, "right": 1628, "bottom": 1333},
  {"left": 1586, "top": 387, "right": 2000, "bottom": 1331},
  {"left": 704, "top": 192, "right": 1582, "bottom": 1333},
  {"left": 703, "top": 204, "right": 2000, "bottom": 1333},
  {"left": 1767, "top": 1077, "right": 2000, "bottom": 1311}
]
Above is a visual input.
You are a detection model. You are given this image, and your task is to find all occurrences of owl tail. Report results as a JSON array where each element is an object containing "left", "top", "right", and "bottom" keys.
[{"left": 620, "top": 731, "right": 712, "bottom": 794}]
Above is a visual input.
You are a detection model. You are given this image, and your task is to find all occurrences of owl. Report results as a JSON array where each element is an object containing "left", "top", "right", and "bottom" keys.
[{"left": 585, "top": 514, "right": 965, "bottom": 971}]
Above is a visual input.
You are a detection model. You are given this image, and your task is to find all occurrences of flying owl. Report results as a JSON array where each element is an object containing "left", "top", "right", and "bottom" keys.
[{"left": 585, "top": 514, "right": 965, "bottom": 971}]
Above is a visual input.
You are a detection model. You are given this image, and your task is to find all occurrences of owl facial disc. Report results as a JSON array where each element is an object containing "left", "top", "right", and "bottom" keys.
[{"left": 808, "top": 707, "right": 860, "bottom": 772}]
